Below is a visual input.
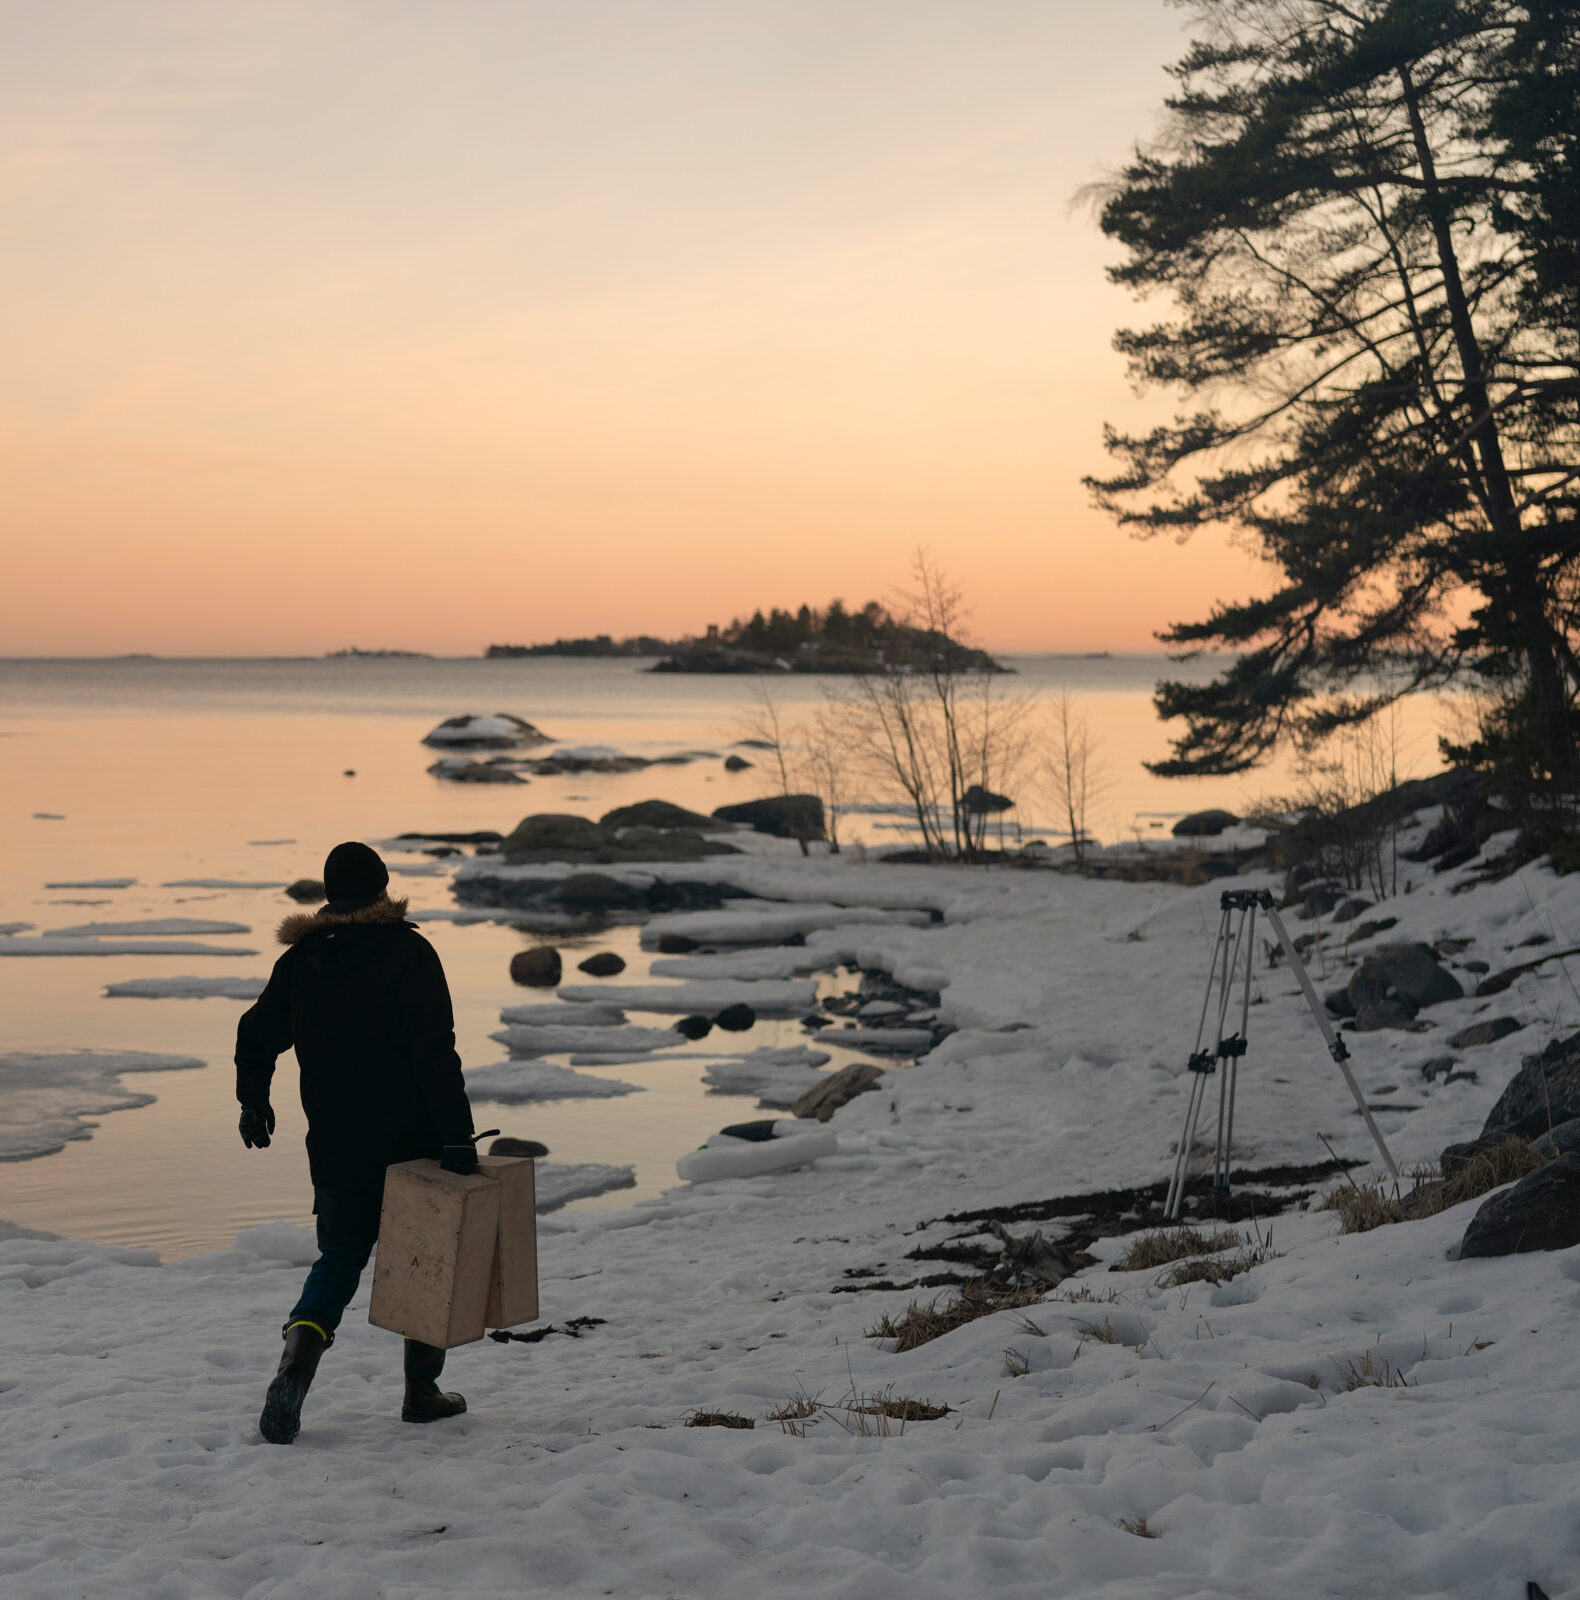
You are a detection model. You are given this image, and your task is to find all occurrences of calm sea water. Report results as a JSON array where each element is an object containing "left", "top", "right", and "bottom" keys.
[{"left": 0, "top": 655, "right": 1447, "bottom": 1255}]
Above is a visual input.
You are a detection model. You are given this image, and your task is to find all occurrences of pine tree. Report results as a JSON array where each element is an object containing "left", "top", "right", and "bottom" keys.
[{"left": 1089, "top": 0, "right": 1580, "bottom": 784}]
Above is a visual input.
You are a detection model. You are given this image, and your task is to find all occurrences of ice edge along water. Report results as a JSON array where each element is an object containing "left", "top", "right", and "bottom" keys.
[{"left": 4, "top": 823, "right": 1580, "bottom": 1597}]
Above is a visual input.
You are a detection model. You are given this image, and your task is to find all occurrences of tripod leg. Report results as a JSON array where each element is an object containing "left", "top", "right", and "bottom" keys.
[
  {"left": 1218, "top": 905, "right": 1255, "bottom": 1194},
  {"left": 1166, "top": 1071, "right": 1209, "bottom": 1220}
]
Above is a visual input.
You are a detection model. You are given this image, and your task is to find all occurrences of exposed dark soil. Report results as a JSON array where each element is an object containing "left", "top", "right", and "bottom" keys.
[{"left": 834, "top": 1160, "right": 1354, "bottom": 1295}]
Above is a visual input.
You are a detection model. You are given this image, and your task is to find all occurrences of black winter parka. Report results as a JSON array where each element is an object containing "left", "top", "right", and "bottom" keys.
[{"left": 234, "top": 896, "right": 475, "bottom": 1195}]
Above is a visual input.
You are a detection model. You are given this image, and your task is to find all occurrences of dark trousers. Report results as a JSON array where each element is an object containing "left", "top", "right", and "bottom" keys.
[{"left": 286, "top": 1185, "right": 383, "bottom": 1338}]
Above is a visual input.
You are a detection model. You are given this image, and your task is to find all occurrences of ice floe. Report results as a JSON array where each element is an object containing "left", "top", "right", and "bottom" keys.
[
  {"left": 489, "top": 1023, "right": 681, "bottom": 1058},
  {"left": 639, "top": 902, "right": 933, "bottom": 947},
  {"left": 42, "top": 918, "right": 251, "bottom": 938},
  {"left": 498, "top": 1001, "right": 629, "bottom": 1028},
  {"left": 535, "top": 1161, "right": 637, "bottom": 1211},
  {"left": 160, "top": 879, "right": 286, "bottom": 890},
  {"left": 556, "top": 979, "right": 818, "bottom": 1014},
  {"left": 463, "top": 1061, "right": 642, "bottom": 1102},
  {"left": 0, "top": 923, "right": 33, "bottom": 937},
  {"left": 42, "top": 878, "right": 136, "bottom": 890},
  {"left": 0, "top": 938, "right": 259, "bottom": 957},
  {"left": 646, "top": 947, "right": 830, "bottom": 981},
  {"left": 0, "top": 1049, "right": 206, "bottom": 1160},
  {"left": 818, "top": 1025, "right": 935, "bottom": 1051},
  {"left": 701, "top": 1045, "right": 834, "bottom": 1105},
  {"left": 103, "top": 976, "right": 267, "bottom": 1000}
]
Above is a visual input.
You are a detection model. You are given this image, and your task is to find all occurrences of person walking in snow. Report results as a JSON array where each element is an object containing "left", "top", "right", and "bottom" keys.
[{"left": 235, "top": 840, "right": 479, "bottom": 1444}]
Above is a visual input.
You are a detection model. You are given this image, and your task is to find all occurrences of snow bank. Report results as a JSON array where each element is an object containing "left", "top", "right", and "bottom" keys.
[
  {"left": 103, "top": 976, "right": 267, "bottom": 1000},
  {"left": 556, "top": 979, "right": 818, "bottom": 1015},
  {"left": 463, "top": 1061, "right": 642, "bottom": 1103},
  {"left": 0, "top": 1050, "right": 206, "bottom": 1160}
]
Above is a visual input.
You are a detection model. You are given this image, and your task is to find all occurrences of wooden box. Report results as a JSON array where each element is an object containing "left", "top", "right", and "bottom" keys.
[
  {"left": 368, "top": 1156, "right": 537, "bottom": 1348},
  {"left": 478, "top": 1154, "right": 538, "bottom": 1328}
]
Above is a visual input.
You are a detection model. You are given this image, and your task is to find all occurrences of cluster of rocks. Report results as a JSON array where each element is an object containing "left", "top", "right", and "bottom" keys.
[
  {"left": 1444, "top": 1032, "right": 1580, "bottom": 1257},
  {"left": 441, "top": 796, "right": 828, "bottom": 877},
  {"left": 802, "top": 968, "right": 951, "bottom": 1056},
  {"left": 460, "top": 869, "right": 751, "bottom": 920}
]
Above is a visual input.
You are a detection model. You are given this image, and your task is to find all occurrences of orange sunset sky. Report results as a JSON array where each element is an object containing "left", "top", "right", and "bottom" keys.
[{"left": 2, "top": 1, "right": 1270, "bottom": 658}]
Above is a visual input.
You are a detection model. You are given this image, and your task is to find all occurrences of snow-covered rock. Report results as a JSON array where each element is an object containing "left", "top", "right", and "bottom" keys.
[{"left": 421, "top": 713, "right": 549, "bottom": 748}]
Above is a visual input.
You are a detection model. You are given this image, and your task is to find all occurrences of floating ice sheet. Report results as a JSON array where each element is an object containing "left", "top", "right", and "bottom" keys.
[
  {"left": 43, "top": 878, "right": 136, "bottom": 890},
  {"left": 499, "top": 1001, "right": 628, "bottom": 1028},
  {"left": 535, "top": 1161, "right": 636, "bottom": 1211},
  {"left": 0, "top": 1049, "right": 207, "bottom": 1160},
  {"left": 43, "top": 918, "right": 251, "bottom": 938},
  {"left": 161, "top": 879, "right": 286, "bottom": 890},
  {"left": 464, "top": 1060, "right": 643, "bottom": 1103},
  {"left": 640, "top": 902, "right": 932, "bottom": 948},
  {"left": 488, "top": 1023, "right": 679, "bottom": 1057},
  {"left": 0, "top": 938, "right": 259, "bottom": 957},
  {"left": 646, "top": 947, "right": 831, "bottom": 980},
  {"left": 556, "top": 979, "right": 818, "bottom": 1015},
  {"left": 104, "top": 976, "right": 267, "bottom": 1000}
]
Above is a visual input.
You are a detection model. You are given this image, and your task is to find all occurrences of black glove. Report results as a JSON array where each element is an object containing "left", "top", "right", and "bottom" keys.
[
  {"left": 239, "top": 1105, "right": 275, "bottom": 1149},
  {"left": 440, "top": 1142, "right": 477, "bottom": 1175}
]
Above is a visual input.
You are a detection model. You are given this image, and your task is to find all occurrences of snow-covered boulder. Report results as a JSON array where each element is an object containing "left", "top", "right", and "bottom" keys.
[{"left": 421, "top": 713, "right": 550, "bottom": 749}]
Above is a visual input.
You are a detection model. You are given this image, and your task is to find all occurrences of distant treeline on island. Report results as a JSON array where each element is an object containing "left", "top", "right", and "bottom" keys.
[{"left": 486, "top": 599, "right": 1006, "bottom": 674}]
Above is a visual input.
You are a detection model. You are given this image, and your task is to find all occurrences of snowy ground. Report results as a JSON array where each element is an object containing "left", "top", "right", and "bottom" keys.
[{"left": 5, "top": 819, "right": 1580, "bottom": 1597}]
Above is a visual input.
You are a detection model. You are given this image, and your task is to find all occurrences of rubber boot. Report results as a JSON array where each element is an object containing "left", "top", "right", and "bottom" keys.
[
  {"left": 401, "top": 1338, "right": 467, "bottom": 1424},
  {"left": 259, "top": 1321, "right": 328, "bottom": 1444}
]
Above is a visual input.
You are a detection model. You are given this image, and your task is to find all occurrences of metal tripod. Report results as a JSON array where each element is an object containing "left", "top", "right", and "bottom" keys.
[{"left": 1164, "top": 888, "right": 1399, "bottom": 1221}]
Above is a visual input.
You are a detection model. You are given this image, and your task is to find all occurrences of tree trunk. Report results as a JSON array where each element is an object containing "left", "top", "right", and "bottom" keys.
[{"left": 1400, "top": 64, "right": 1575, "bottom": 783}]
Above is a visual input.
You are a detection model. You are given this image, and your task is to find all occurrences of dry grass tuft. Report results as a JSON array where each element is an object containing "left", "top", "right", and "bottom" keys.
[
  {"left": 1074, "top": 1317, "right": 1123, "bottom": 1345},
  {"left": 866, "top": 1277, "right": 1045, "bottom": 1352},
  {"left": 849, "top": 1393, "right": 953, "bottom": 1423},
  {"left": 1324, "top": 1140, "right": 1547, "bottom": 1234},
  {"left": 1321, "top": 1178, "right": 1403, "bottom": 1234},
  {"left": 765, "top": 1390, "right": 823, "bottom": 1429},
  {"left": 1430, "top": 1139, "right": 1546, "bottom": 1211},
  {"left": 768, "top": 1384, "right": 952, "bottom": 1436},
  {"left": 1113, "top": 1226, "right": 1244, "bottom": 1273},
  {"left": 1335, "top": 1351, "right": 1412, "bottom": 1390},
  {"left": 1046, "top": 1282, "right": 1126, "bottom": 1305},
  {"left": 1117, "top": 1514, "right": 1158, "bottom": 1538},
  {"left": 686, "top": 1410, "right": 755, "bottom": 1429}
]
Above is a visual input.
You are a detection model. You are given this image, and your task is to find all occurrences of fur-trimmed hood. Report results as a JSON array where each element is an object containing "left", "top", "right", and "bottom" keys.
[{"left": 277, "top": 893, "right": 411, "bottom": 947}]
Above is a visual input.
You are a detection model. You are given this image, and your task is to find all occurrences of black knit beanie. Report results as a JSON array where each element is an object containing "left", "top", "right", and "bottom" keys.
[{"left": 323, "top": 841, "right": 389, "bottom": 905}]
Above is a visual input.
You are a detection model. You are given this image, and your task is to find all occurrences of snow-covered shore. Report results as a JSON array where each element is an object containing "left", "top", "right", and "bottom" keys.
[{"left": 4, "top": 824, "right": 1580, "bottom": 1598}]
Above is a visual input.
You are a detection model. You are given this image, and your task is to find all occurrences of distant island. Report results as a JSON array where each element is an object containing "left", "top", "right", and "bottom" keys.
[
  {"left": 486, "top": 635, "right": 672, "bottom": 659},
  {"left": 488, "top": 602, "right": 1006, "bottom": 674},
  {"left": 326, "top": 647, "right": 432, "bottom": 659}
]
